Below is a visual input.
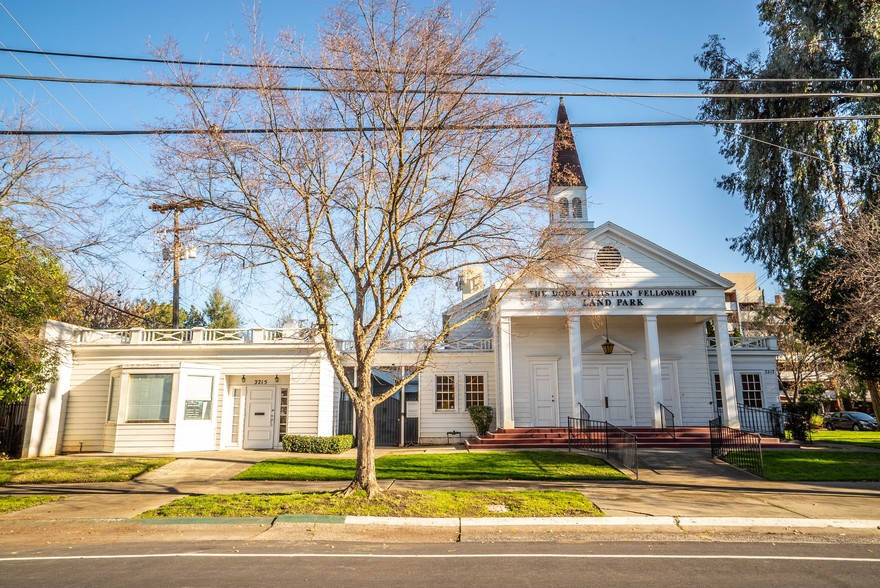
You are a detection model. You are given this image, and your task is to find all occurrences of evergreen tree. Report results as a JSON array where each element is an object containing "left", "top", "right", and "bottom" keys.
[
  {"left": 203, "top": 288, "right": 239, "bottom": 329},
  {"left": 0, "top": 222, "right": 67, "bottom": 402},
  {"left": 696, "top": 0, "right": 880, "bottom": 280}
]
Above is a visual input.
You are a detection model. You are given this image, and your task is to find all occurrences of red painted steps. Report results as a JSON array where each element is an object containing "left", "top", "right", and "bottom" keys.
[{"left": 466, "top": 426, "right": 795, "bottom": 450}]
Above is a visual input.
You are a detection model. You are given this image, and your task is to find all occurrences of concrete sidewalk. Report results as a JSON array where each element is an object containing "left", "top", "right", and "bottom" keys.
[{"left": 2, "top": 448, "right": 879, "bottom": 522}]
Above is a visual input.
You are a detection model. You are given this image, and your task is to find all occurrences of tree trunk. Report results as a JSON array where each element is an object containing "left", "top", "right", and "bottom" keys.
[
  {"left": 349, "top": 402, "right": 381, "bottom": 497},
  {"left": 868, "top": 380, "right": 880, "bottom": 423}
]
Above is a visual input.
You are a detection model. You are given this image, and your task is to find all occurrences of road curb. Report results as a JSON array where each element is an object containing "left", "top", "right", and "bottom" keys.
[{"left": 121, "top": 515, "right": 880, "bottom": 532}]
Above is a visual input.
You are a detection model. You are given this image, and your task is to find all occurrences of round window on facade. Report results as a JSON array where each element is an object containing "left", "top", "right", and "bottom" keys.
[{"left": 596, "top": 245, "right": 622, "bottom": 270}]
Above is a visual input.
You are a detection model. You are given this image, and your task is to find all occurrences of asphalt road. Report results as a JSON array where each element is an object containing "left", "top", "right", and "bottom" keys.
[{"left": 1, "top": 541, "right": 878, "bottom": 587}]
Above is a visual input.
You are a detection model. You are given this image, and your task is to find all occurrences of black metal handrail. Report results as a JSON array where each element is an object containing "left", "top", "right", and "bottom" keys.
[
  {"left": 577, "top": 402, "right": 590, "bottom": 421},
  {"left": 567, "top": 416, "right": 638, "bottom": 479},
  {"left": 709, "top": 416, "right": 764, "bottom": 477},
  {"left": 738, "top": 403, "right": 785, "bottom": 440},
  {"left": 658, "top": 402, "right": 676, "bottom": 439}
]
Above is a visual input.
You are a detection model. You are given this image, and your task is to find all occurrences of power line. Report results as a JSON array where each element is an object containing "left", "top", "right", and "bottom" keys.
[
  {"left": 4, "top": 72, "right": 880, "bottom": 100},
  {"left": 66, "top": 284, "right": 171, "bottom": 327},
  {"left": 0, "top": 1, "right": 152, "bottom": 175},
  {"left": 2, "top": 45, "right": 880, "bottom": 84},
  {"left": 3, "top": 114, "right": 879, "bottom": 136}
]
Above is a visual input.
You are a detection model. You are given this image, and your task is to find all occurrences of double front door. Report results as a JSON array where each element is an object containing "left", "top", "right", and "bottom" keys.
[{"left": 582, "top": 363, "right": 632, "bottom": 425}]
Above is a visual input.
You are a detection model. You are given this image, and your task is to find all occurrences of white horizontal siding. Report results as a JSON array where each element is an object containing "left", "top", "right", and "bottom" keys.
[
  {"left": 418, "top": 354, "right": 496, "bottom": 443},
  {"left": 62, "top": 346, "right": 325, "bottom": 453}
]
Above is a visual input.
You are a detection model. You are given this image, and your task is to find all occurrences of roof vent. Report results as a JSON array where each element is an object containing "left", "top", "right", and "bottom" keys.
[{"left": 596, "top": 246, "right": 622, "bottom": 271}]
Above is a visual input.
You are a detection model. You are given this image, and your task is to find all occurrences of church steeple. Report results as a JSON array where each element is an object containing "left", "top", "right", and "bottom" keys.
[
  {"left": 549, "top": 97, "right": 586, "bottom": 188},
  {"left": 548, "top": 98, "right": 592, "bottom": 229}
]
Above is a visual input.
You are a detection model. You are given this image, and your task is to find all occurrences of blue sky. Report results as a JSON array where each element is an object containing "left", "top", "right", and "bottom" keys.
[{"left": 0, "top": 1, "right": 775, "bottom": 325}]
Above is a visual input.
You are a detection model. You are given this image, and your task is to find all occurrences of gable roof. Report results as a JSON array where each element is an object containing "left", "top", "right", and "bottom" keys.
[{"left": 583, "top": 221, "right": 734, "bottom": 289}]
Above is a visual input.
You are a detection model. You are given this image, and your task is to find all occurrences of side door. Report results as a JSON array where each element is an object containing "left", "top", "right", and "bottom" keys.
[{"left": 531, "top": 361, "right": 558, "bottom": 427}]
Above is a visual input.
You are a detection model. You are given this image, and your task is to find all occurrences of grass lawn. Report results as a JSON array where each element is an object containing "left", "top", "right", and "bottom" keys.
[
  {"left": 0, "top": 458, "right": 174, "bottom": 484},
  {"left": 762, "top": 450, "right": 880, "bottom": 481},
  {"left": 234, "top": 451, "right": 626, "bottom": 481},
  {"left": 140, "top": 489, "right": 602, "bottom": 518},
  {"left": 0, "top": 495, "right": 63, "bottom": 514},
  {"left": 811, "top": 430, "right": 880, "bottom": 449}
]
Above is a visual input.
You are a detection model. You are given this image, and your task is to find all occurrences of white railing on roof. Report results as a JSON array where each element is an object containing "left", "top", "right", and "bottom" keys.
[
  {"left": 75, "top": 326, "right": 316, "bottom": 345},
  {"left": 76, "top": 329, "right": 132, "bottom": 345},
  {"left": 336, "top": 337, "right": 493, "bottom": 353},
  {"left": 706, "top": 335, "right": 777, "bottom": 351}
]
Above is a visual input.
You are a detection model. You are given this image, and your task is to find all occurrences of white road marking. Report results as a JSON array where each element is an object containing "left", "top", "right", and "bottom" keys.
[{"left": 0, "top": 553, "right": 878, "bottom": 563}]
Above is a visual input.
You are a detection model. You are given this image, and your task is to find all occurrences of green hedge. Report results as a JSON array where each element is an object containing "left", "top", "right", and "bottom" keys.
[{"left": 281, "top": 434, "right": 354, "bottom": 454}]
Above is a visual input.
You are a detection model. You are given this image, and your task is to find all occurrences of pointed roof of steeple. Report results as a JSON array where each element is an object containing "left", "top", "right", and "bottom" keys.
[{"left": 549, "top": 97, "right": 586, "bottom": 188}]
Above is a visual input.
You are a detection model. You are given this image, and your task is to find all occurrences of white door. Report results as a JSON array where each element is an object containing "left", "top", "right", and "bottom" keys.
[
  {"left": 582, "top": 365, "right": 604, "bottom": 420},
  {"left": 531, "top": 361, "right": 558, "bottom": 426},
  {"left": 604, "top": 365, "right": 631, "bottom": 425},
  {"left": 581, "top": 362, "right": 633, "bottom": 425},
  {"left": 243, "top": 387, "right": 275, "bottom": 449},
  {"left": 660, "top": 361, "right": 682, "bottom": 419}
]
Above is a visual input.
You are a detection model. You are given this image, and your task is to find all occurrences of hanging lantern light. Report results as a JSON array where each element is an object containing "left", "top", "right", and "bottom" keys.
[
  {"left": 601, "top": 317, "right": 615, "bottom": 355},
  {"left": 241, "top": 375, "right": 246, "bottom": 384}
]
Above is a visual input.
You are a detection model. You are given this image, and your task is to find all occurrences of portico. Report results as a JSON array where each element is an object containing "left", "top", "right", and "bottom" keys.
[{"left": 489, "top": 98, "right": 742, "bottom": 432}]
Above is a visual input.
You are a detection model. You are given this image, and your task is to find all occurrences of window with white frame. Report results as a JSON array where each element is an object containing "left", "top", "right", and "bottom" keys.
[
  {"left": 127, "top": 373, "right": 173, "bottom": 422},
  {"left": 740, "top": 373, "right": 763, "bottom": 408},
  {"left": 183, "top": 375, "right": 213, "bottom": 420},
  {"left": 435, "top": 375, "right": 456, "bottom": 410},
  {"left": 712, "top": 373, "right": 723, "bottom": 413},
  {"left": 106, "top": 375, "right": 120, "bottom": 422},
  {"left": 465, "top": 375, "right": 485, "bottom": 408}
]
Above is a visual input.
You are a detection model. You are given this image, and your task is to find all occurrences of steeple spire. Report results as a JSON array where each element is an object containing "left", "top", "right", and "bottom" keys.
[{"left": 549, "top": 97, "right": 586, "bottom": 188}]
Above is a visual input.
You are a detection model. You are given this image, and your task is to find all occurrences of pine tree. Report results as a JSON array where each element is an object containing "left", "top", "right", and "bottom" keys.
[{"left": 203, "top": 288, "right": 239, "bottom": 329}]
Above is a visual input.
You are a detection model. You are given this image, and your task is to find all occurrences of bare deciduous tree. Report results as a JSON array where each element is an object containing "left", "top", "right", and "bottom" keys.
[
  {"left": 0, "top": 109, "right": 104, "bottom": 261},
  {"left": 141, "top": 0, "right": 573, "bottom": 495}
]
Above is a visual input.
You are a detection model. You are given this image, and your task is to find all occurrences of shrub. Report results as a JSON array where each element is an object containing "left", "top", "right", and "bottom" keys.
[
  {"left": 281, "top": 434, "right": 354, "bottom": 454},
  {"left": 467, "top": 405, "right": 494, "bottom": 436}
]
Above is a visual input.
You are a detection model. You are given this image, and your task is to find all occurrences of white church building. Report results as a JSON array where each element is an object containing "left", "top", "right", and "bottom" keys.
[{"left": 21, "top": 100, "right": 780, "bottom": 457}]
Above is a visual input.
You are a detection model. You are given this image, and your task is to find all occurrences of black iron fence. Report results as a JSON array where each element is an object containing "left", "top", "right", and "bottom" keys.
[
  {"left": 0, "top": 401, "right": 28, "bottom": 458},
  {"left": 567, "top": 416, "right": 638, "bottom": 479},
  {"left": 577, "top": 402, "right": 590, "bottom": 421},
  {"left": 658, "top": 402, "right": 676, "bottom": 439},
  {"left": 709, "top": 416, "right": 765, "bottom": 477},
  {"left": 738, "top": 403, "right": 785, "bottom": 440}
]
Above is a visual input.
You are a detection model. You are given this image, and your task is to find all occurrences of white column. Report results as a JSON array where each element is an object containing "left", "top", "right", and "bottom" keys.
[
  {"left": 497, "top": 316, "right": 515, "bottom": 429},
  {"left": 567, "top": 315, "right": 583, "bottom": 414},
  {"left": 712, "top": 313, "right": 740, "bottom": 427},
  {"left": 643, "top": 314, "right": 664, "bottom": 428}
]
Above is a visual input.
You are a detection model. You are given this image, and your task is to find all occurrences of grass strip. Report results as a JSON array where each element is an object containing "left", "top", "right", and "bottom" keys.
[
  {"left": 810, "top": 431, "right": 880, "bottom": 450},
  {"left": 140, "top": 489, "right": 602, "bottom": 518},
  {"left": 762, "top": 450, "right": 880, "bottom": 481},
  {"left": 234, "top": 451, "right": 626, "bottom": 481},
  {"left": 0, "top": 495, "right": 63, "bottom": 514},
  {"left": 0, "top": 457, "right": 174, "bottom": 484}
]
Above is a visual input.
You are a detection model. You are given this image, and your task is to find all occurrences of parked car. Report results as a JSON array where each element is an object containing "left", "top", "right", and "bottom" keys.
[{"left": 823, "top": 411, "right": 878, "bottom": 431}]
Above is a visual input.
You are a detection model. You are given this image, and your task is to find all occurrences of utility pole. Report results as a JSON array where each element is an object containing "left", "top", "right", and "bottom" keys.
[{"left": 150, "top": 201, "right": 201, "bottom": 328}]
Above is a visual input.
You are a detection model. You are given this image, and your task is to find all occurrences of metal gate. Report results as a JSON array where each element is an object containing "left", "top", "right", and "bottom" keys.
[
  {"left": 335, "top": 368, "right": 418, "bottom": 447},
  {"left": 0, "top": 401, "right": 28, "bottom": 458}
]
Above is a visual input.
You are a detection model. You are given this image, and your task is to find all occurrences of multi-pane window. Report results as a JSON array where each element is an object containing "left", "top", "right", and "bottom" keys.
[
  {"left": 465, "top": 375, "right": 485, "bottom": 408},
  {"left": 435, "top": 375, "right": 456, "bottom": 410},
  {"left": 713, "top": 373, "right": 723, "bottom": 414},
  {"left": 740, "top": 373, "right": 763, "bottom": 408}
]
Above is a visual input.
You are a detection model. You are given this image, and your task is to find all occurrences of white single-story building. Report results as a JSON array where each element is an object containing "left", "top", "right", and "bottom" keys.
[{"left": 20, "top": 99, "right": 780, "bottom": 456}]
